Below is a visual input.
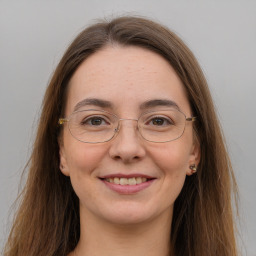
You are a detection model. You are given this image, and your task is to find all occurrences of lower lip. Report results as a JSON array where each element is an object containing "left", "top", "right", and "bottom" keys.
[{"left": 101, "top": 179, "right": 155, "bottom": 194}]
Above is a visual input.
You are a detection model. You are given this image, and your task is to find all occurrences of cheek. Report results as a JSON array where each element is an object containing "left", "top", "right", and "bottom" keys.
[
  {"left": 63, "top": 141, "right": 108, "bottom": 205},
  {"left": 147, "top": 138, "right": 192, "bottom": 200},
  {"left": 64, "top": 135, "right": 108, "bottom": 176},
  {"left": 148, "top": 140, "right": 191, "bottom": 174}
]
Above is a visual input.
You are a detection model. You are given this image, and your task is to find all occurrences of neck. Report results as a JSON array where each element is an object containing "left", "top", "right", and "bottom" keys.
[{"left": 74, "top": 207, "right": 173, "bottom": 256}]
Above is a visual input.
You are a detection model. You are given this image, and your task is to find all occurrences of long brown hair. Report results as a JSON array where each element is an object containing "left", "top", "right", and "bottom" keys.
[{"left": 4, "top": 16, "right": 239, "bottom": 256}]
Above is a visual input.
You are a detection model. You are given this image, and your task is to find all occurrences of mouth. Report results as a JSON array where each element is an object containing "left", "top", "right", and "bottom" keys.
[
  {"left": 99, "top": 174, "right": 156, "bottom": 194},
  {"left": 101, "top": 177, "right": 154, "bottom": 186}
]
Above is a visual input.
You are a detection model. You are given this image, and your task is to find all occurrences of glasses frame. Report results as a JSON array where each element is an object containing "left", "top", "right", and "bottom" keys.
[{"left": 58, "top": 109, "right": 197, "bottom": 143}]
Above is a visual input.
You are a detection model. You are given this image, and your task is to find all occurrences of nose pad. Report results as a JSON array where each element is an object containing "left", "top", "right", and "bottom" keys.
[{"left": 114, "top": 119, "right": 138, "bottom": 137}]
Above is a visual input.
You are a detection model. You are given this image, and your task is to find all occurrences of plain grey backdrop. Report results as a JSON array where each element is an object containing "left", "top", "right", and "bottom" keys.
[{"left": 0, "top": 0, "right": 255, "bottom": 255}]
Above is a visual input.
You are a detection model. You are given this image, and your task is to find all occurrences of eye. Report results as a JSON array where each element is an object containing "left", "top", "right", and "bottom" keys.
[
  {"left": 151, "top": 118, "right": 165, "bottom": 126},
  {"left": 81, "top": 116, "right": 109, "bottom": 126},
  {"left": 148, "top": 116, "right": 174, "bottom": 126}
]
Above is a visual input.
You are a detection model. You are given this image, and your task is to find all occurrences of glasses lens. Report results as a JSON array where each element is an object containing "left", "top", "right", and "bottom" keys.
[
  {"left": 68, "top": 110, "right": 118, "bottom": 143},
  {"left": 138, "top": 109, "right": 186, "bottom": 142},
  {"left": 66, "top": 109, "right": 187, "bottom": 143}
]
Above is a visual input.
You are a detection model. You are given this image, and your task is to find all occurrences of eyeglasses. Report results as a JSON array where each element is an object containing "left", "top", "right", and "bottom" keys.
[{"left": 58, "top": 109, "right": 196, "bottom": 143}]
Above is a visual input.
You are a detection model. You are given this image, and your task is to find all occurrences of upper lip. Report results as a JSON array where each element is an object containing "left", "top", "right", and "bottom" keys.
[{"left": 99, "top": 173, "right": 156, "bottom": 179}]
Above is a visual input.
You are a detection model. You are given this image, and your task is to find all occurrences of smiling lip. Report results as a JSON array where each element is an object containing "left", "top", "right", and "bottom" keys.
[
  {"left": 99, "top": 173, "right": 156, "bottom": 194},
  {"left": 100, "top": 173, "right": 155, "bottom": 179}
]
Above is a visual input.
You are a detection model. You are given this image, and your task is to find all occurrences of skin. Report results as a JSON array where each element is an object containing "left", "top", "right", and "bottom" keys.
[{"left": 59, "top": 45, "right": 200, "bottom": 256}]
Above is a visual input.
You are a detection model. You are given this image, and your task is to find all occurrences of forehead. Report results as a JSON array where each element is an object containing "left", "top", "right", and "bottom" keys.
[{"left": 66, "top": 45, "right": 190, "bottom": 115}]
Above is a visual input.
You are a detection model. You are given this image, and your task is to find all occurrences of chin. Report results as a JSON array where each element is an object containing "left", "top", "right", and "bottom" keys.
[
  {"left": 98, "top": 203, "right": 170, "bottom": 226},
  {"left": 104, "top": 212, "right": 154, "bottom": 226}
]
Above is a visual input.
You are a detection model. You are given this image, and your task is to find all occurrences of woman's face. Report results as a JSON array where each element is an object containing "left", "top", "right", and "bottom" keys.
[{"left": 59, "top": 46, "right": 200, "bottom": 225}]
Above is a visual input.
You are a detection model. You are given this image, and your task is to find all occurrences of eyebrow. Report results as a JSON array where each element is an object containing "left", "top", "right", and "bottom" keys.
[
  {"left": 139, "top": 99, "right": 180, "bottom": 111},
  {"left": 73, "top": 98, "right": 180, "bottom": 112},
  {"left": 73, "top": 98, "right": 113, "bottom": 112}
]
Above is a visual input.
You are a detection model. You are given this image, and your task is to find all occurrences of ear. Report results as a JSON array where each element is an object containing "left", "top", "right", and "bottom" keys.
[
  {"left": 59, "top": 145, "right": 70, "bottom": 177},
  {"left": 186, "top": 138, "right": 201, "bottom": 176}
]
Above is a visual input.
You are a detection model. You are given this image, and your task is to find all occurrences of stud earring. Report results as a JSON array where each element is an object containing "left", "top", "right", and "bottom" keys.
[{"left": 189, "top": 164, "right": 197, "bottom": 174}]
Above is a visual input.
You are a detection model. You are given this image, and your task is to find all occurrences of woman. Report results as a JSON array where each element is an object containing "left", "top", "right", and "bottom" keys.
[{"left": 4, "top": 16, "right": 239, "bottom": 256}]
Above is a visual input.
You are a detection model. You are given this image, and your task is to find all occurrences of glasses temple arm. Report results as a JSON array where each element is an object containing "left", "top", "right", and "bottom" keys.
[{"left": 186, "top": 117, "right": 197, "bottom": 122}]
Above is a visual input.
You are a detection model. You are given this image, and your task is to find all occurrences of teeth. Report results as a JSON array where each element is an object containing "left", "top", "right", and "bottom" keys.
[
  {"left": 142, "top": 177, "right": 147, "bottom": 182},
  {"left": 120, "top": 178, "right": 128, "bottom": 185},
  {"left": 114, "top": 177, "right": 120, "bottom": 185},
  {"left": 136, "top": 177, "right": 142, "bottom": 184},
  {"left": 129, "top": 177, "right": 137, "bottom": 185},
  {"left": 105, "top": 177, "right": 149, "bottom": 185}
]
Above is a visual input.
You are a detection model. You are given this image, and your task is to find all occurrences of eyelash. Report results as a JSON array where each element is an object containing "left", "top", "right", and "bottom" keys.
[
  {"left": 81, "top": 116, "right": 109, "bottom": 126},
  {"left": 147, "top": 116, "right": 174, "bottom": 126},
  {"left": 77, "top": 112, "right": 176, "bottom": 127}
]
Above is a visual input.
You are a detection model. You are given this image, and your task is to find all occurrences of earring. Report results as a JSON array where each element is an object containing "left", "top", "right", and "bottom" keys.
[{"left": 189, "top": 164, "right": 197, "bottom": 174}]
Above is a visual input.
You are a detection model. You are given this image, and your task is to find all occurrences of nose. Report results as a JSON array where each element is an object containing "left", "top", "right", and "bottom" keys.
[{"left": 108, "top": 119, "right": 146, "bottom": 163}]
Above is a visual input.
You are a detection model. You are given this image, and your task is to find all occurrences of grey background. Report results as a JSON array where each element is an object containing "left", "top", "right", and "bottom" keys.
[{"left": 0, "top": 0, "right": 255, "bottom": 255}]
